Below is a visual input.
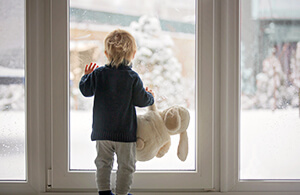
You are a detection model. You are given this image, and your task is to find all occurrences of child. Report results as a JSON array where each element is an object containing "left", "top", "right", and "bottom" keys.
[{"left": 79, "top": 29, "right": 154, "bottom": 195}]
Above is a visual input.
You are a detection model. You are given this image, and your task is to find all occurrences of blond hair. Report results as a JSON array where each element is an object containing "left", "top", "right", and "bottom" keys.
[{"left": 104, "top": 29, "right": 137, "bottom": 68}]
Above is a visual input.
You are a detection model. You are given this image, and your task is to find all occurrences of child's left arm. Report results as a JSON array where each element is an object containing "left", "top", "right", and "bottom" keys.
[
  {"left": 132, "top": 75, "right": 154, "bottom": 107},
  {"left": 79, "top": 63, "right": 98, "bottom": 97}
]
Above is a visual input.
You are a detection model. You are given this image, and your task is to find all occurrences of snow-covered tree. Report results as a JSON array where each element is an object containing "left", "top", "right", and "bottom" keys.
[
  {"left": 256, "top": 52, "right": 286, "bottom": 110},
  {"left": 240, "top": 43, "right": 256, "bottom": 109},
  {"left": 130, "top": 16, "right": 185, "bottom": 109},
  {"left": 0, "top": 84, "right": 25, "bottom": 111},
  {"left": 241, "top": 43, "right": 256, "bottom": 96},
  {"left": 290, "top": 42, "right": 300, "bottom": 112}
]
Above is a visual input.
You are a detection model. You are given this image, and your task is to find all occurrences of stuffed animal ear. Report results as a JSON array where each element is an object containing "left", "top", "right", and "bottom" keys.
[
  {"left": 177, "top": 131, "right": 188, "bottom": 161},
  {"left": 162, "top": 106, "right": 190, "bottom": 161},
  {"left": 164, "top": 107, "right": 181, "bottom": 134}
]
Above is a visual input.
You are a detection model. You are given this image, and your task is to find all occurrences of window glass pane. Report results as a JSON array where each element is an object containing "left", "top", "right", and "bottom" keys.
[
  {"left": 0, "top": 0, "right": 26, "bottom": 180},
  {"left": 240, "top": 0, "right": 300, "bottom": 179},
  {"left": 69, "top": 0, "right": 196, "bottom": 171}
]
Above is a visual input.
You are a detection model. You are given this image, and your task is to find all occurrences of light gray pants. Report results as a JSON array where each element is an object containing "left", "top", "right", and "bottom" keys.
[{"left": 95, "top": 140, "right": 136, "bottom": 195}]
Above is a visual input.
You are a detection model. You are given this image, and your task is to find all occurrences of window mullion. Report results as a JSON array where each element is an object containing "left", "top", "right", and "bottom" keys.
[
  {"left": 220, "top": 0, "right": 300, "bottom": 192},
  {"left": 220, "top": 0, "right": 239, "bottom": 192}
]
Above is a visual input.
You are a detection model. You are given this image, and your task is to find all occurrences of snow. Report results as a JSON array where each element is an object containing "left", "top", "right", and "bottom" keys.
[
  {"left": 240, "top": 109, "right": 300, "bottom": 179},
  {"left": 0, "top": 66, "right": 25, "bottom": 111},
  {"left": 0, "top": 111, "right": 25, "bottom": 180},
  {"left": 0, "top": 66, "right": 24, "bottom": 77},
  {"left": 0, "top": 85, "right": 25, "bottom": 111},
  {"left": 69, "top": 110, "right": 196, "bottom": 171},
  {"left": 1, "top": 109, "right": 300, "bottom": 180}
]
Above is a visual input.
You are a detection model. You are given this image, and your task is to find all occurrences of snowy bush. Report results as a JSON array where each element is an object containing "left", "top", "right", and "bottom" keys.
[
  {"left": 254, "top": 50, "right": 300, "bottom": 110},
  {"left": 290, "top": 42, "right": 300, "bottom": 108},
  {"left": 255, "top": 54, "right": 287, "bottom": 110},
  {"left": 241, "top": 94, "right": 256, "bottom": 110},
  {"left": 130, "top": 15, "right": 186, "bottom": 109},
  {"left": 0, "top": 84, "right": 24, "bottom": 111},
  {"left": 241, "top": 43, "right": 255, "bottom": 96},
  {"left": 291, "top": 42, "right": 300, "bottom": 89}
]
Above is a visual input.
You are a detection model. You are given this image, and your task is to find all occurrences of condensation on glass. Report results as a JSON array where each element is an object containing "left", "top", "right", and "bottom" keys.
[
  {"left": 0, "top": 0, "right": 26, "bottom": 180},
  {"left": 240, "top": 0, "right": 300, "bottom": 179},
  {"left": 69, "top": 0, "right": 196, "bottom": 171}
]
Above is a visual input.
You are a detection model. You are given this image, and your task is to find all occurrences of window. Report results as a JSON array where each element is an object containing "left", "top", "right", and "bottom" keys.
[
  {"left": 0, "top": 0, "right": 26, "bottom": 181},
  {"left": 4, "top": 0, "right": 300, "bottom": 194},
  {"left": 0, "top": 1, "right": 43, "bottom": 193},
  {"left": 50, "top": 0, "right": 216, "bottom": 191},
  {"left": 69, "top": 0, "right": 196, "bottom": 171},
  {"left": 220, "top": 0, "right": 300, "bottom": 192},
  {"left": 240, "top": 0, "right": 300, "bottom": 180}
]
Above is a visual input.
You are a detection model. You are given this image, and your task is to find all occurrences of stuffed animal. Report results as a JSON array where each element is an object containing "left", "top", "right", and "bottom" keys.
[{"left": 136, "top": 104, "right": 190, "bottom": 162}]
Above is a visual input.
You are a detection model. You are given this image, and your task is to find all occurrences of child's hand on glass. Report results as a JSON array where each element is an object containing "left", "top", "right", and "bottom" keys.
[
  {"left": 85, "top": 63, "right": 99, "bottom": 75},
  {"left": 146, "top": 87, "right": 155, "bottom": 98}
]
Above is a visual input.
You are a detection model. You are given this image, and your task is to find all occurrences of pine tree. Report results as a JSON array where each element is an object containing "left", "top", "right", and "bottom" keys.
[{"left": 130, "top": 15, "right": 184, "bottom": 109}]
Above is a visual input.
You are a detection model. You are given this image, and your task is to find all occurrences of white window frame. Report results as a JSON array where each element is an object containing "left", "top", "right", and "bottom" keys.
[
  {"left": 220, "top": 0, "right": 300, "bottom": 193},
  {"left": 2, "top": 0, "right": 300, "bottom": 194},
  {"left": 0, "top": 0, "right": 48, "bottom": 194},
  {"left": 49, "top": 0, "right": 218, "bottom": 192}
]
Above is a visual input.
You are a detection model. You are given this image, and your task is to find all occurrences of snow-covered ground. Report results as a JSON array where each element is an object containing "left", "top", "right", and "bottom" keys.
[
  {"left": 0, "top": 66, "right": 24, "bottom": 77},
  {"left": 1, "top": 109, "right": 300, "bottom": 180},
  {"left": 70, "top": 110, "right": 196, "bottom": 171},
  {"left": 0, "top": 111, "right": 25, "bottom": 180},
  {"left": 240, "top": 109, "right": 300, "bottom": 179}
]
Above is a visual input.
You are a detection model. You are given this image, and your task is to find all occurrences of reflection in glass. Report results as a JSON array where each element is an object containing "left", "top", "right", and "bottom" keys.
[
  {"left": 240, "top": 0, "right": 300, "bottom": 179},
  {"left": 69, "top": 0, "right": 196, "bottom": 171},
  {"left": 0, "top": 0, "right": 26, "bottom": 180}
]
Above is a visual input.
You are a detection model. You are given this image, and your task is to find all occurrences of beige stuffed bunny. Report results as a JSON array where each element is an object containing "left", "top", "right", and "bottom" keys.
[{"left": 136, "top": 104, "right": 190, "bottom": 162}]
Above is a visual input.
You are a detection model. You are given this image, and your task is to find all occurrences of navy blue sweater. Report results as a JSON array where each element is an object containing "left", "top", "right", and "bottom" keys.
[{"left": 79, "top": 64, "right": 154, "bottom": 142}]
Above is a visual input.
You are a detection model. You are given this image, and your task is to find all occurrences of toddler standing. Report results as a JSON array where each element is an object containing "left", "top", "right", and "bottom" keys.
[{"left": 79, "top": 29, "right": 154, "bottom": 195}]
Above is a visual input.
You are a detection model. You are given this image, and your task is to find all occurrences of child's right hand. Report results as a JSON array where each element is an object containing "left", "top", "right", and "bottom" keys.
[
  {"left": 146, "top": 87, "right": 155, "bottom": 98},
  {"left": 85, "top": 63, "right": 99, "bottom": 75}
]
